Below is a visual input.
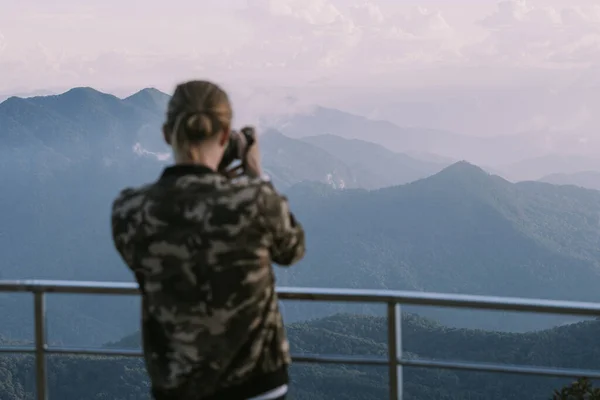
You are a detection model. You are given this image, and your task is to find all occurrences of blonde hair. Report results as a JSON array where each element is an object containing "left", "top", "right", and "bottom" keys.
[{"left": 164, "top": 80, "right": 233, "bottom": 159}]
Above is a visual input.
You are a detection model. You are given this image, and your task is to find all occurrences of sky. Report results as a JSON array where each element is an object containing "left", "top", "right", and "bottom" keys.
[{"left": 2, "top": 0, "right": 600, "bottom": 96}]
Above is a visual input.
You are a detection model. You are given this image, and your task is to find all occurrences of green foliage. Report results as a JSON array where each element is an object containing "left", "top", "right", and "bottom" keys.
[
  {"left": 3, "top": 88, "right": 600, "bottom": 399},
  {"left": 553, "top": 378, "right": 600, "bottom": 400},
  {"left": 280, "top": 161, "right": 600, "bottom": 332},
  {"left": 4, "top": 86, "right": 600, "bottom": 343},
  {"left": 3, "top": 313, "right": 600, "bottom": 399},
  {"left": 0, "top": 89, "right": 445, "bottom": 345}
]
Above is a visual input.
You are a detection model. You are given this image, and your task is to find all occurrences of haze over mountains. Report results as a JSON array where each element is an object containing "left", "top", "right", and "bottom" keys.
[
  {"left": 539, "top": 171, "right": 600, "bottom": 191},
  {"left": 2, "top": 86, "right": 600, "bottom": 345},
  {"left": 284, "top": 162, "right": 600, "bottom": 331},
  {"left": 0, "top": 88, "right": 600, "bottom": 400},
  {"left": 4, "top": 85, "right": 597, "bottom": 182},
  {"left": 7, "top": 0, "right": 600, "bottom": 396},
  {"left": 268, "top": 104, "right": 600, "bottom": 174},
  {"left": 293, "top": 85, "right": 600, "bottom": 140}
]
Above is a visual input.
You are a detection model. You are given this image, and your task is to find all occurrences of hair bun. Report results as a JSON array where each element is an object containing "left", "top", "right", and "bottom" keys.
[{"left": 185, "top": 111, "right": 219, "bottom": 139}]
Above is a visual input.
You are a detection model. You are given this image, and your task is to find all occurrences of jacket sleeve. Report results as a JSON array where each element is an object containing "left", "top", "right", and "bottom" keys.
[
  {"left": 258, "top": 183, "right": 306, "bottom": 266},
  {"left": 110, "top": 188, "right": 145, "bottom": 285}
]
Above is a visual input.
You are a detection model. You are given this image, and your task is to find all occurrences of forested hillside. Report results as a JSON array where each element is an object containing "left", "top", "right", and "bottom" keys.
[
  {"left": 2, "top": 313, "right": 599, "bottom": 400},
  {"left": 2, "top": 87, "right": 600, "bottom": 346},
  {"left": 281, "top": 161, "right": 600, "bottom": 331},
  {"left": 299, "top": 133, "right": 447, "bottom": 188}
]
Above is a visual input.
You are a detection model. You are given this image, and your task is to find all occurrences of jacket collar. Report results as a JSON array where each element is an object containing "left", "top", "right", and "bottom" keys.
[{"left": 160, "top": 164, "right": 217, "bottom": 179}]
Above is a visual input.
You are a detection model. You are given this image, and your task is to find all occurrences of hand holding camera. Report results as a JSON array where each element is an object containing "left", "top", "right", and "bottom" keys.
[{"left": 218, "top": 126, "right": 263, "bottom": 179}]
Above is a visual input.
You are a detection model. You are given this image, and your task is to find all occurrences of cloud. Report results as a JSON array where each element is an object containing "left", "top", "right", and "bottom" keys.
[
  {"left": 133, "top": 143, "right": 171, "bottom": 162},
  {"left": 0, "top": 1, "right": 494, "bottom": 91},
  {"left": 481, "top": 1, "right": 561, "bottom": 29},
  {"left": 4, "top": 0, "right": 600, "bottom": 92},
  {"left": 234, "top": 0, "right": 461, "bottom": 76},
  {"left": 247, "top": 0, "right": 344, "bottom": 25},
  {"left": 392, "top": 7, "right": 452, "bottom": 38},
  {"left": 227, "top": 87, "right": 317, "bottom": 129},
  {"left": 472, "top": 0, "right": 600, "bottom": 67},
  {"left": 0, "top": 30, "right": 6, "bottom": 55},
  {"left": 547, "top": 34, "right": 600, "bottom": 64}
]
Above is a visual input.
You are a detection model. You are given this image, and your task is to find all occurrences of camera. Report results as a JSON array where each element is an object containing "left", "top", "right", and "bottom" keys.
[{"left": 218, "top": 126, "right": 256, "bottom": 172}]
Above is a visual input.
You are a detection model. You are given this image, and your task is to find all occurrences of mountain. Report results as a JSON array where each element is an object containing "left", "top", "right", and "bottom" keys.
[
  {"left": 261, "top": 131, "right": 442, "bottom": 190},
  {"left": 3, "top": 87, "right": 600, "bottom": 345},
  {"left": 123, "top": 87, "right": 170, "bottom": 113},
  {"left": 300, "top": 134, "right": 448, "bottom": 189},
  {"left": 2, "top": 313, "right": 598, "bottom": 400},
  {"left": 260, "top": 130, "right": 359, "bottom": 189},
  {"left": 0, "top": 87, "right": 441, "bottom": 345},
  {"left": 0, "top": 88, "right": 170, "bottom": 346},
  {"left": 539, "top": 171, "right": 600, "bottom": 191},
  {"left": 0, "top": 89, "right": 57, "bottom": 103},
  {"left": 278, "top": 161, "right": 600, "bottom": 331},
  {"left": 272, "top": 105, "right": 465, "bottom": 155},
  {"left": 0, "top": 86, "right": 421, "bottom": 191},
  {"left": 0, "top": 87, "right": 167, "bottom": 281},
  {"left": 0, "top": 87, "right": 167, "bottom": 165},
  {"left": 270, "top": 106, "right": 545, "bottom": 165},
  {"left": 499, "top": 154, "right": 600, "bottom": 181}
]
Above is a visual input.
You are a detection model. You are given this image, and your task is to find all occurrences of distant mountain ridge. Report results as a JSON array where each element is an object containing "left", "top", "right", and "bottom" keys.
[
  {"left": 273, "top": 105, "right": 464, "bottom": 152},
  {"left": 2, "top": 86, "right": 600, "bottom": 345},
  {"left": 300, "top": 134, "right": 447, "bottom": 189},
  {"left": 0, "top": 86, "right": 448, "bottom": 345},
  {"left": 5, "top": 86, "right": 596, "bottom": 171},
  {"left": 271, "top": 106, "right": 553, "bottom": 166},
  {"left": 0, "top": 87, "right": 166, "bottom": 162},
  {"left": 281, "top": 161, "right": 600, "bottom": 331},
  {"left": 0, "top": 87, "right": 184, "bottom": 346},
  {"left": 500, "top": 154, "right": 600, "bottom": 181},
  {"left": 539, "top": 171, "right": 600, "bottom": 191},
  {"left": 261, "top": 130, "right": 359, "bottom": 189},
  {"left": 0, "top": 86, "right": 443, "bottom": 191},
  {"left": 123, "top": 87, "right": 170, "bottom": 112}
]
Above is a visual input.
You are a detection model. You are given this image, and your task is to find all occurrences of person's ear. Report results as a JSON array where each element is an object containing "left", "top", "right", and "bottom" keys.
[
  {"left": 162, "top": 125, "right": 172, "bottom": 145},
  {"left": 218, "top": 125, "right": 230, "bottom": 147}
]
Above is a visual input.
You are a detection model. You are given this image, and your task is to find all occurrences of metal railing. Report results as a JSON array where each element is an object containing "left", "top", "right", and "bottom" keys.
[{"left": 1, "top": 280, "right": 600, "bottom": 400}]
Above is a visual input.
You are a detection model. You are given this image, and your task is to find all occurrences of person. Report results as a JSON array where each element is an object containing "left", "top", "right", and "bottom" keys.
[{"left": 111, "top": 80, "right": 306, "bottom": 400}]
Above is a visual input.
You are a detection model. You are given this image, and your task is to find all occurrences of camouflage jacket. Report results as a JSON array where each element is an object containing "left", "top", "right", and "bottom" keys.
[{"left": 111, "top": 164, "right": 305, "bottom": 399}]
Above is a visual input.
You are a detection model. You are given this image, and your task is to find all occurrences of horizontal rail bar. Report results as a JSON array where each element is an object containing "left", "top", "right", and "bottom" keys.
[
  {"left": 0, "top": 280, "right": 139, "bottom": 295},
  {"left": 0, "top": 345, "right": 143, "bottom": 358},
  {"left": 402, "top": 359, "right": 600, "bottom": 380},
  {"left": 0, "top": 345, "right": 385, "bottom": 365},
  {"left": 292, "top": 354, "right": 387, "bottom": 366},
  {"left": 0, "top": 345, "right": 35, "bottom": 354},
  {"left": 285, "top": 355, "right": 600, "bottom": 380},
  {"left": 278, "top": 287, "right": 600, "bottom": 317},
  {"left": 2, "top": 343, "right": 599, "bottom": 381},
  {"left": 47, "top": 347, "right": 143, "bottom": 357},
  {"left": 276, "top": 355, "right": 600, "bottom": 380},
  {"left": 2, "top": 279, "right": 600, "bottom": 317},
  {"left": 2, "top": 278, "right": 600, "bottom": 393}
]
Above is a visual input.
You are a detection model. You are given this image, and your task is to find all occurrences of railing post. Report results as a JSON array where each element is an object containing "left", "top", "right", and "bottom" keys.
[
  {"left": 34, "top": 291, "right": 48, "bottom": 400},
  {"left": 387, "top": 303, "right": 402, "bottom": 400}
]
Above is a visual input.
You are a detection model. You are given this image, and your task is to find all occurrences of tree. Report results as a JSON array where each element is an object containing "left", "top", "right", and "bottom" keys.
[{"left": 553, "top": 378, "right": 600, "bottom": 399}]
